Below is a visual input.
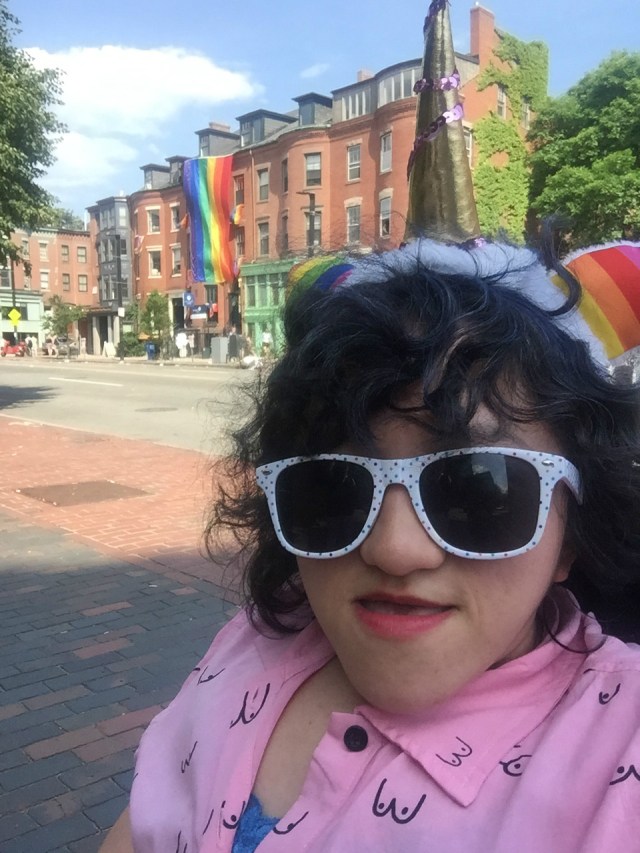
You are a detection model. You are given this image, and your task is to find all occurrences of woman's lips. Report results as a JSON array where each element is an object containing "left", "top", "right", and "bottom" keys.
[{"left": 354, "top": 594, "right": 453, "bottom": 639}]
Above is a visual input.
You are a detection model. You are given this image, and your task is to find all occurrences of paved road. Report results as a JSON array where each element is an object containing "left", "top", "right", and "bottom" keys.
[{"left": 0, "top": 358, "right": 254, "bottom": 452}]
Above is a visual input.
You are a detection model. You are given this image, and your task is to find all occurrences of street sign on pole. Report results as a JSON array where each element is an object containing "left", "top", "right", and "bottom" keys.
[{"left": 7, "top": 307, "right": 21, "bottom": 326}]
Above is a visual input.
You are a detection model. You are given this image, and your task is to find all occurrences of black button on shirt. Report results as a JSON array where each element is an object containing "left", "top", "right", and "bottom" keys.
[{"left": 343, "top": 725, "right": 368, "bottom": 752}]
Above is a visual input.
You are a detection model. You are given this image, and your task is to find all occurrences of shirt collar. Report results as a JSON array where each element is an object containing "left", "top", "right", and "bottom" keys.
[{"left": 358, "top": 593, "right": 596, "bottom": 806}]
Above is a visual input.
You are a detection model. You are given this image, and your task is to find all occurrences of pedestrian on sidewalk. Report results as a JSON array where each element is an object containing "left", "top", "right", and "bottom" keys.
[{"left": 99, "top": 231, "right": 640, "bottom": 852}]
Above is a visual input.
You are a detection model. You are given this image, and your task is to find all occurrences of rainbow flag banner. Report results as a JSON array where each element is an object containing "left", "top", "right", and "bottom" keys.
[{"left": 183, "top": 156, "right": 234, "bottom": 284}]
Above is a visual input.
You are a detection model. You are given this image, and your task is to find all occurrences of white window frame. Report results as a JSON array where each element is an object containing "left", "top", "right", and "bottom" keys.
[
  {"left": 171, "top": 245, "right": 182, "bottom": 276},
  {"left": 39, "top": 242, "right": 48, "bottom": 261},
  {"left": 347, "top": 144, "right": 361, "bottom": 181},
  {"left": 170, "top": 205, "right": 180, "bottom": 231},
  {"left": 497, "top": 85, "right": 507, "bottom": 119},
  {"left": 77, "top": 246, "right": 87, "bottom": 264},
  {"left": 304, "top": 153, "right": 322, "bottom": 187},
  {"left": 40, "top": 270, "right": 49, "bottom": 290},
  {"left": 147, "top": 208, "right": 161, "bottom": 234},
  {"left": 379, "top": 195, "right": 392, "bottom": 238},
  {"left": 257, "top": 221, "right": 270, "bottom": 256},
  {"left": 257, "top": 169, "right": 269, "bottom": 202},
  {"left": 346, "top": 204, "right": 361, "bottom": 244},
  {"left": 148, "top": 248, "right": 162, "bottom": 277},
  {"left": 78, "top": 274, "right": 88, "bottom": 292},
  {"left": 380, "top": 132, "right": 392, "bottom": 173}
]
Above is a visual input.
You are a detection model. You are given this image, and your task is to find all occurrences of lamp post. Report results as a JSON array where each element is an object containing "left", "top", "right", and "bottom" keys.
[{"left": 297, "top": 191, "right": 316, "bottom": 258}]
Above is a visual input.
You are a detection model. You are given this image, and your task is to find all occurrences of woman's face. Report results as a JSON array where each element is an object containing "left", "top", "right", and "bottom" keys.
[{"left": 296, "top": 402, "right": 574, "bottom": 715}]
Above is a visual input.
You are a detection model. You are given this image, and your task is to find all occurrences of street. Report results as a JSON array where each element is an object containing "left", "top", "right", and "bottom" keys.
[{"left": 0, "top": 358, "right": 253, "bottom": 453}]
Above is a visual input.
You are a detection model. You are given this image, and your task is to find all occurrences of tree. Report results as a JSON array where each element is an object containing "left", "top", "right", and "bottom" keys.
[
  {"left": 38, "top": 207, "right": 85, "bottom": 231},
  {"left": 140, "top": 291, "right": 172, "bottom": 339},
  {"left": 0, "top": 1, "right": 64, "bottom": 267},
  {"left": 42, "top": 295, "right": 85, "bottom": 339},
  {"left": 529, "top": 52, "right": 640, "bottom": 246}
]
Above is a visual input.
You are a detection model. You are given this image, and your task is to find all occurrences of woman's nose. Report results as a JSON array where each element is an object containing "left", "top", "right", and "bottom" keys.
[{"left": 358, "top": 484, "right": 446, "bottom": 575}]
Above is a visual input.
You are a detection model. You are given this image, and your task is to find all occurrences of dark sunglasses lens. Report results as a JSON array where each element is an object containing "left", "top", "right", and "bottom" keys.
[
  {"left": 275, "top": 460, "right": 374, "bottom": 554},
  {"left": 420, "top": 454, "right": 540, "bottom": 554}
]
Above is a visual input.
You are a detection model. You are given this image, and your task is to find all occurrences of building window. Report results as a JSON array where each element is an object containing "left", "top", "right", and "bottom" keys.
[
  {"left": 246, "top": 283, "right": 256, "bottom": 307},
  {"left": 39, "top": 242, "right": 48, "bottom": 260},
  {"left": 23, "top": 275, "right": 31, "bottom": 290},
  {"left": 464, "top": 127, "right": 473, "bottom": 165},
  {"left": 61, "top": 244, "right": 70, "bottom": 263},
  {"left": 62, "top": 273, "right": 71, "bottom": 291},
  {"left": 378, "top": 67, "right": 420, "bottom": 106},
  {"left": 40, "top": 270, "right": 49, "bottom": 289},
  {"left": 118, "top": 206, "right": 128, "bottom": 226},
  {"left": 0, "top": 267, "right": 9, "bottom": 288},
  {"left": 120, "top": 238, "right": 127, "bottom": 256},
  {"left": 340, "top": 87, "right": 372, "bottom": 121},
  {"left": 305, "top": 210, "right": 322, "bottom": 248},
  {"left": 305, "top": 153, "right": 322, "bottom": 187},
  {"left": 347, "top": 144, "right": 361, "bottom": 181},
  {"left": 282, "top": 159, "right": 288, "bottom": 193},
  {"left": 497, "top": 85, "right": 507, "bottom": 119},
  {"left": 77, "top": 246, "right": 87, "bottom": 263},
  {"left": 234, "top": 175, "right": 245, "bottom": 205},
  {"left": 380, "top": 196, "right": 392, "bottom": 237},
  {"left": 521, "top": 97, "right": 531, "bottom": 130},
  {"left": 21, "top": 239, "right": 29, "bottom": 257},
  {"left": 149, "top": 250, "right": 162, "bottom": 277},
  {"left": 78, "top": 274, "right": 88, "bottom": 292},
  {"left": 170, "top": 205, "right": 180, "bottom": 231},
  {"left": 347, "top": 205, "right": 361, "bottom": 244},
  {"left": 281, "top": 214, "right": 289, "bottom": 255},
  {"left": 257, "top": 169, "right": 269, "bottom": 202},
  {"left": 380, "top": 132, "right": 392, "bottom": 173},
  {"left": 147, "top": 209, "right": 161, "bottom": 233},
  {"left": 171, "top": 246, "right": 182, "bottom": 275},
  {"left": 236, "top": 226, "right": 245, "bottom": 258},
  {"left": 258, "top": 221, "right": 269, "bottom": 256}
]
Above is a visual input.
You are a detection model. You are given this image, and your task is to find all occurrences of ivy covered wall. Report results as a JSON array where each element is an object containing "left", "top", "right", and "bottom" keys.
[{"left": 473, "top": 34, "right": 549, "bottom": 241}]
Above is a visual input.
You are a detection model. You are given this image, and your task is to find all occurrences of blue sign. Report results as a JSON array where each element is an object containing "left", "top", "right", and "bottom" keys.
[{"left": 183, "top": 290, "right": 195, "bottom": 307}]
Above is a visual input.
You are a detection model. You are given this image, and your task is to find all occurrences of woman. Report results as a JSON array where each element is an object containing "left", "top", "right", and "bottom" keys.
[{"left": 101, "top": 238, "right": 640, "bottom": 852}]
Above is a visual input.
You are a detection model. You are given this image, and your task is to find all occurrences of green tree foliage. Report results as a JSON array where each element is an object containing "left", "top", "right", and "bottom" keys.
[
  {"left": 42, "top": 294, "right": 85, "bottom": 338},
  {"left": 474, "top": 34, "right": 549, "bottom": 241},
  {"left": 38, "top": 207, "right": 85, "bottom": 231},
  {"left": 0, "top": 1, "right": 64, "bottom": 267},
  {"left": 140, "top": 290, "right": 172, "bottom": 340},
  {"left": 529, "top": 52, "right": 640, "bottom": 246}
]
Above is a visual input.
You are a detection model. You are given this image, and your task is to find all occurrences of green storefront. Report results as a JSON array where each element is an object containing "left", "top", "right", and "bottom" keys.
[{"left": 240, "top": 259, "right": 295, "bottom": 355}]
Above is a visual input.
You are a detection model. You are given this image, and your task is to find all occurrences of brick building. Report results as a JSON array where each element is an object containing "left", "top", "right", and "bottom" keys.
[{"left": 1, "top": 227, "right": 96, "bottom": 345}]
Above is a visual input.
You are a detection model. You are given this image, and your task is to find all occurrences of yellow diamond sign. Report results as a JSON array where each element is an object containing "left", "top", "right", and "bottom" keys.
[{"left": 7, "top": 308, "right": 21, "bottom": 325}]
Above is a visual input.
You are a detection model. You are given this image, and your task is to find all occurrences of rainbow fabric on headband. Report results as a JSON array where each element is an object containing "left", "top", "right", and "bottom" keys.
[
  {"left": 287, "top": 256, "right": 356, "bottom": 294},
  {"left": 287, "top": 240, "right": 640, "bottom": 370},
  {"left": 551, "top": 242, "right": 640, "bottom": 361}
]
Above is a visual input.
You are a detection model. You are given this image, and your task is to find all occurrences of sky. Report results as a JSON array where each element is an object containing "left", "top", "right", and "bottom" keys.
[{"left": 11, "top": 0, "right": 640, "bottom": 217}]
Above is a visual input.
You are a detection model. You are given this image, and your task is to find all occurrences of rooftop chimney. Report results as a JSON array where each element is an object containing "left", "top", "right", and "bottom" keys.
[{"left": 356, "top": 69, "right": 374, "bottom": 82}]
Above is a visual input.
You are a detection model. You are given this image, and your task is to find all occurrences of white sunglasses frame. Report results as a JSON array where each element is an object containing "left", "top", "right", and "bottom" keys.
[{"left": 255, "top": 447, "right": 582, "bottom": 561}]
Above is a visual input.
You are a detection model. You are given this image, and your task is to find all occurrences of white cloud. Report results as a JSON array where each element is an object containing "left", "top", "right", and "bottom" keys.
[
  {"left": 25, "top": 45, "right": 263, "bottom": 205},
  {"left": 300, "top": 62, "right": 330, "bottom": 80},
  {"left": 43, "top": 131, "right": 138, "bottom": 192}
]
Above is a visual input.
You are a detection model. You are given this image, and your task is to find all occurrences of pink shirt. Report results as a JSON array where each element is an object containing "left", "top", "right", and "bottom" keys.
[{"left": 130, "top": 592, "right": 640, "bottom": 852}]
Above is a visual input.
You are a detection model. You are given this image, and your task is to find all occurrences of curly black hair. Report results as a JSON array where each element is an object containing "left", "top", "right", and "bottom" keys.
[{"left": 206, "top": 245, "right": 640, "bottom": 640}]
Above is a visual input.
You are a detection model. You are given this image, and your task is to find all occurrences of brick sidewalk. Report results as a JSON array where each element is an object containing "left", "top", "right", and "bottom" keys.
[{"left": 0, "top": 419, "right": 242, "bottom": 851}]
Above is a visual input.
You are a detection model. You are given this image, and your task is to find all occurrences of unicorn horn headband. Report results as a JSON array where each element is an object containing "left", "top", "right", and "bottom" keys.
[{"left": 405, "top": 0, "right": 481, "bottom": 243}]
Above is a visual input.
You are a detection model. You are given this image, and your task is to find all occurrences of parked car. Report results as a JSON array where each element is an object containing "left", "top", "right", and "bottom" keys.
[{"left": 1, "top": 339, "right": 27, "bottom": 357}]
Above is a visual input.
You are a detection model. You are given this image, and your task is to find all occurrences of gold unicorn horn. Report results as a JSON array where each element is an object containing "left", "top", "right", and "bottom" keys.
[{"left": 405, "top": 0, "right": 481, "bottom": 243}]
